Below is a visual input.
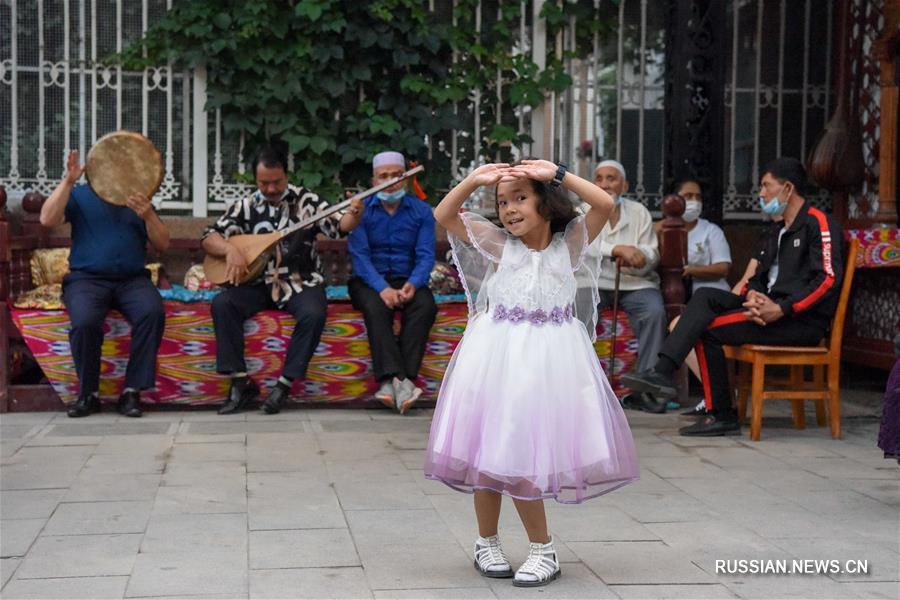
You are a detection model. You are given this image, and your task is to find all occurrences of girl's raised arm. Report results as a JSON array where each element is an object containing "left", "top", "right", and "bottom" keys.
[{"left": 434, "top": 163, "right": 510, "bottom": 242}]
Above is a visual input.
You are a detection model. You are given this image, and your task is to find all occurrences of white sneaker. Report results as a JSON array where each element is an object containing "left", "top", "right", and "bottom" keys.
[
  {"left": 513, "top": 538, "right": 561, "bottom": 587},
  {"left": 374, "top": 380, "right": 395, "bottom": 409},
  {"left": 473, "top": 535, "right": 513, "bottom": 578},
  {"left": 393, "top": 377, "right": 422, "bottom": 415}
]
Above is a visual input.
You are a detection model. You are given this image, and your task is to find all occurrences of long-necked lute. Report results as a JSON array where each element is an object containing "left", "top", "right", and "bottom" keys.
[{"left": 203, "top": 165, "right": 425, "bottom": 285}]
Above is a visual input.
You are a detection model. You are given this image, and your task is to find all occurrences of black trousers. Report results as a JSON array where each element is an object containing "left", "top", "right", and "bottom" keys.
[
  {"left": 62, "top": 273, "right": 165, "bottom": 395},
  {"left": 660, "top": 288, "right": 825, "bottom": 418},
  {"left": 348, "top": 277, "right": 437, "bottom": 382},
  {"left": 211, "top": 283, "right": 327, "bottom": 380}
]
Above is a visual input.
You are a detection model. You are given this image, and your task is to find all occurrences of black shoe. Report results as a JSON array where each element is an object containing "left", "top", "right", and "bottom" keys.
[
  {"left": 622, "top": 392, "right": 667, "bottom": 414},
  {"left": 620, "top": 369, "right": 677, "bottom": 398},
  {"left": 67, "top": 394, "right": 101, "bottom": 418},
  {"left": 681, "top": 404, "right": 710, "bottom": 417},
  {"left": 117, "top": 390, "right": 143, "bottom": 418},
  {"left": 679, "top": 415, "right": 741, "bottom": 437},
  {"left": 218, "top": 378, "right": 260, "bottom": 415},
  {"left": 262, "top": 385, "right": 289, "bottom": 415}
]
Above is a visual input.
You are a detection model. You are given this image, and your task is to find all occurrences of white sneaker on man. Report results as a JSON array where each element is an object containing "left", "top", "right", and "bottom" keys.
[
  {"left": 393, "top": 377, "right": 422, "bottom": 415},
  {"left": 374, "top": 380, "right": 395, "bottom": 409}
]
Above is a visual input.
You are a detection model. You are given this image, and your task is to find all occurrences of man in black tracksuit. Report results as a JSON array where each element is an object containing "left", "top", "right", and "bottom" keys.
[{"left": 622, "top": 157, "right": 844, "bottom": 436}]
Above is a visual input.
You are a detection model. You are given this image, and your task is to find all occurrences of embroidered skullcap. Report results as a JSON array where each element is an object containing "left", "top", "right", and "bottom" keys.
[
  {"left": 373, "top": 151, "right": 405, "bottom": 170},
  {"left": 595, "top": 159, "right": 627, "bottom": 181}
]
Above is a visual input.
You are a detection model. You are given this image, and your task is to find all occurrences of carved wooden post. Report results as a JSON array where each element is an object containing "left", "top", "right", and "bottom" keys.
[
  {"left": 658, "top": 193, "right": 689, "bottom": 405},
  {"left": 21, "top": 192, "right": 47, "bottom": 244},
  {"left": 1, "top": 186, "right": 9, "bottom": 412},
  {"left": 658, "top": 193, "right": 688, "bottom": 322}
]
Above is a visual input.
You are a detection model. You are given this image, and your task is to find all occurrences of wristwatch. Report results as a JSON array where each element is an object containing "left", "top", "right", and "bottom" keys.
[{"left": 550, "top": 163, "right": 567, "bottom": 187}]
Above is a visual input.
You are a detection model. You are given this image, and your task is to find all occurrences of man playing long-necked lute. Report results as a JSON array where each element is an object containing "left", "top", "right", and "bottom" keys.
[{"left": 202, "top": 144, "right": 364, "bottom": 415}]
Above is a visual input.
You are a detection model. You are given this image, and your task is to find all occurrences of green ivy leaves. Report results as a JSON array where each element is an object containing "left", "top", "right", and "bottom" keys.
[{"left": 118, "top": 0, "right": 611, "bottom": 202}]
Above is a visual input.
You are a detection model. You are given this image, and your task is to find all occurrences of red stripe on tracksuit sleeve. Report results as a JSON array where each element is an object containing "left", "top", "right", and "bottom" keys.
[{"left": 792, "top": 208, "right": 836, "bottom": 314}]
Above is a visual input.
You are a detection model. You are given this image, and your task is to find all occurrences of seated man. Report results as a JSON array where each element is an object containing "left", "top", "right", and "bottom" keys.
[
  {"left": 587, "top": 159, "right": 667, "bottom": 413},
  {"left": 203, "top": 144, "right": 363, "bottom": 415},
  {"left": 39, "top": 150, "right": 169, "bottom": 418},
  {"left": 348, "top": 151, "right": 437, "bottom": 414},
  {"left": 623, "top": 157, "right": 844, "bottom": 436}
]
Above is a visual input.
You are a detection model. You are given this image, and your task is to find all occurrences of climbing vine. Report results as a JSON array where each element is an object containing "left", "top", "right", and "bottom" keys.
[{"left": 120, "top": 0, "right": 616, "bottom": 200}]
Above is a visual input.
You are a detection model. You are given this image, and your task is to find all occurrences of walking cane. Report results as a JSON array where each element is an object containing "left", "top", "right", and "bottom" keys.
[{"left": 609, "top": 260, "right": 622, "bottom": 385}]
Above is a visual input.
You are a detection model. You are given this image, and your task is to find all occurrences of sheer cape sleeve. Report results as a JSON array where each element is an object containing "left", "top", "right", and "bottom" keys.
[
  {"left": 565, "top": 215, "right": 602, "bottom": 342},
  {"left": 448, "top": 212, "right": 508, "bottom": 318}
]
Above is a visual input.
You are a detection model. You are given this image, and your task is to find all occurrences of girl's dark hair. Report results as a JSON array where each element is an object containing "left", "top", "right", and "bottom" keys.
[{"left": 494, "top": 158, "right": 577, "bottom": 233}]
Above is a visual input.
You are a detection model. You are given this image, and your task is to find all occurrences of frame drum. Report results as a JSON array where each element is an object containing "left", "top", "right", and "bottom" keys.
[{"left": 84, "top": 131, "right": 163, "bottom": 206}]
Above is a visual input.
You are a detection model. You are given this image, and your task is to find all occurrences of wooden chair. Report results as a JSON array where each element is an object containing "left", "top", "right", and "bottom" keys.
[{"left": 724, "top": 239, "right": 859, "bottom": 441}]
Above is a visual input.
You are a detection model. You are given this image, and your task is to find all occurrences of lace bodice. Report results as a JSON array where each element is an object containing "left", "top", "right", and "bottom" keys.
[
  {"left": 485, "top": 238, "right": 576, "bottom": 313},
  {"left": 449, "top": 212, "right": 602, "bottom": 340}
]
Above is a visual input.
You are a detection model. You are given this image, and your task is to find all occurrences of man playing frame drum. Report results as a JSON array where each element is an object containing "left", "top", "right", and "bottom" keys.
[
  {"left": 202, "top": 144, "right": 364, "bottom": 415},
  {"left": 39, "top": 134, "right": 170, "bottom": 419}
]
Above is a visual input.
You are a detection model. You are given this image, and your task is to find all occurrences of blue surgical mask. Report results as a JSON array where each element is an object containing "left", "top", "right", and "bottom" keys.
[
  {"left": 376, "top": 189, "right": 405, "bottom": 204},
  {"left": 758, "top": 185, "right": 792, "bottom": 217},
  {"left": 612, "top": 195, "right": 623, "bottom": 206}
]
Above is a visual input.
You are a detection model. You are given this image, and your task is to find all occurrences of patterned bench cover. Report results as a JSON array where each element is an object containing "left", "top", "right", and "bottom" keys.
[{"left": 11, "top": 302, "right": 637, "bottom": 405}]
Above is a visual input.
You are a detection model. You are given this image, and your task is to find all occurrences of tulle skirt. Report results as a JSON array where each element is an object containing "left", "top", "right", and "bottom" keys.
[{"left": 424, "top": 314, "right": 639, "bottom": 504}]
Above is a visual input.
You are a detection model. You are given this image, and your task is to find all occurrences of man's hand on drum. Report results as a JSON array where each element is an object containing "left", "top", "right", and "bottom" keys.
[{"left": 125, "top": 193, "right": 153, "bottom": 220}]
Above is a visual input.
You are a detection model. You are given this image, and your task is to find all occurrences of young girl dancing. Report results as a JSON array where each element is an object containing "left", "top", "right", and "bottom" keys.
[{"left": 424, "top": 159, "right": 639, "bottom": 587}]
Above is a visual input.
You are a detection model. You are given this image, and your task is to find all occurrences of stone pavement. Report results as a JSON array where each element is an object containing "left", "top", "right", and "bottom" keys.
[{"left": 1, "top": 400, "right": 897, "bottom": 599}]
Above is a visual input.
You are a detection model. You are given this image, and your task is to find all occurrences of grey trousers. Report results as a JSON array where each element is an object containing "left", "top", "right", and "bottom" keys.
[{"left": 598, "top": 287, "right": 667, "bottom": 373}]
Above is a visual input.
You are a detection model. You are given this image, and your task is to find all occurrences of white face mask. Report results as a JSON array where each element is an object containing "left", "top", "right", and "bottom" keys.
[{"left": 682, "top": 200, "right": 702, "bottom": 222}]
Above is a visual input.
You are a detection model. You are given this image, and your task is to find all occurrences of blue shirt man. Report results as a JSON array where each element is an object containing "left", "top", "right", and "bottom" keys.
[
  {"left": 348, "top": 151, "right": 437, "bottom": 414},
  {"left": 65, "top": 185, "right": 149, "bottom": 280},
  {"left": 39, "top": 148, "right": 169, "bottom": 419}
]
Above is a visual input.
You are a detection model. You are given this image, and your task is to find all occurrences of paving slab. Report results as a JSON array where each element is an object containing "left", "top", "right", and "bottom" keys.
[
  {"left": 126, "top": 550, "right": 247, "bottom": 598},
  {"left": 15, "top": 533, "right": 142, "bottom": 579},
  {"left": 43, "top": 500, "right": 152, "bottom": 535},
  {"left": 567, "top": 541, "right": 716, "bottom": 585},
  {"left": 0, "top": 575, "right": 129, "bottom": 599},
  {"left": 64, "top": 472, "right": 162, "bottom": 502},
  {"left": 0, "top": 518, "right": 45, "bottom": 557},
  {"left": 139, "top": 512, "right": 247, "bottom": 553},
  {"left": 152, "top": 480, "right": 248, "bottom": 515},
  {"left": 346, "top": 508, "right": 457, "bottom": 549},
  {"left": 0, "top": 489, "right": 65, "bottom": 519},
  {"left": 249, "top": 528, "right": 359, "bottom": 569},
  {"left": 374, "top": 587, "right": 497, "bottom": 599},
  {"left": 767, "top": 537, "right": 900, "bottom": 583},
  {"left": 1, "top": 557, "right": 21, "bottom": 588},
  {"left": 360, "top": 542, "right": 486, "bottom": 591},
  {"left": 250, "top": 566, "right": 373, "bottom": 599},
  {"left": 247, "top": 472, "right": 345, "bottom": 530},
  {"left": 609, "top": 583, "right": 739, "bottom": 599}
]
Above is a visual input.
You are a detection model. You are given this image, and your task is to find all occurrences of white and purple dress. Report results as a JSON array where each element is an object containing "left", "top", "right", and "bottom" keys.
[{"left": 424, "top": 213, "right": 639, "bottom": 504}]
